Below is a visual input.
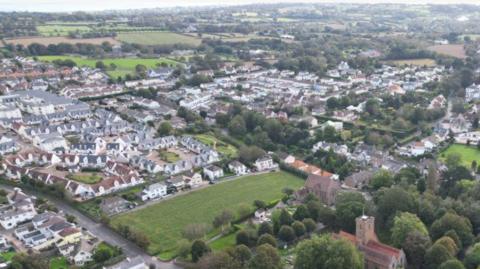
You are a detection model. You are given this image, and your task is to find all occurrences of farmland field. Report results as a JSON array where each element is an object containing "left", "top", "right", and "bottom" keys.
[
  {"left": 389, "top": 58, "right": 436, "bottom": 67},
  {"left": 110, "top": 171, "right": 304, "bottom": 256},
  {"left": 37, "top": 25, "right": 92, "bottom": 36},
  {"left": 116, "top": 31, "right": 202, "bottom": 46},
  {"left": 427, "top": 44, "right": 467, "bottom": 59},
  {"left": 439, "top": 144, "right": 480, "bottom": 169},
  {"left": 4, "top": 36, "right": 120, "bottom": 46},
  {"left": 36, "top": 55, "right": 179, "bottom": 78}
]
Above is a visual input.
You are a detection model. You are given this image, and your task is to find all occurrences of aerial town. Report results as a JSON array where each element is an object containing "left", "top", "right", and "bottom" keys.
[{"left": 0, "top": 2, "right": 480, "bottom": 269}]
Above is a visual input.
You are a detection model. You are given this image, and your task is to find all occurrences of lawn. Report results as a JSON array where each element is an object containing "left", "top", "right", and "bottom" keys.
[
  {"left": 0, "top": 251, "right": 15, "bottom": 262},
  {"left": 111, "top": 171, "right": 304, "bottom": 256},
  {"left": 68, "top": 172, "right": 103, "bottom": 184},
  {"left": 116, "top": 31, "right": 202, "bottom": 46},
  {"left": 49, "top": 257, "right": 68, "bottom": 269},
  {"left": 36, "top": 55, "right": 179, "bottom": 78},
  {"left": 158, "top": 150, "right": 181, "bottom": 162},
  {"left": 439, "top": 144, "right": 480, "bottom": 169},
  {"left": 209, "top": 232, "right": 237, "bottom": 251},
  {"left": 195, "top": 134, "right": 238, "bottom": 158}
]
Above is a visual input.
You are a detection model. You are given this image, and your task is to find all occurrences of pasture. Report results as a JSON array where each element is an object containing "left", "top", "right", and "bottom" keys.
[
  {"left": 37, "top": 25, "right": 92, "bottom": 36},
  {"left": 36, "top": 55, "right": 179, "bottom": 78},
  {"left": 4, "top": 36, "right": 120, "bottom": 46},
  {"left": 427, "top": 44, "right": 467, "bottom": 59},
  {"left": 388, "top": 58, "right": 436, "bottom": 67},
  {"left": 110, "top": 171, "right": 304, "bottom": 256},
  {"left": 116, "top": 31, "right": 202, "bottom": 46}
]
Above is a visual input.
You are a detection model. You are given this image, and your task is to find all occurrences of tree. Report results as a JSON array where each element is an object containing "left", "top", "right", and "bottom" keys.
[
  {"left": 294, "top": 235, "right": 363, "bottom": 269},
  {"left": 391, "top": 212, "right": 429, "bottom": 248},
  {"left": 191, "top": 240, "right": 211, "bottom": 262},
  {"left": 335, "top": 192, "right": 366, "bottom": 232},
  {"left": 95, "top": 60, "right": 106, "bottom": 70},
  {"left": 228, "top": 115, "right": 247, "bottom": 137},
  {"left": 157, "top": 122, "right": 173, "bottom": 136},
  {"left": 213, "top": 210, "right": 234, "bottom": 232},
  {"left": 182, "top": 223, "right": 210, "bottom": 241},
  {"left": 293, "top": 205, "right": 310, "bottom": 221},
  {"left": 258, "top": 222, "right": 274, "bottom": 236},
  {"left": 369, "top": 169, "right": 394, "bottom": 190},
  {"left": 249, "top": 244, "right": 282, "bottom": 269},
  {"left": 464, "top": 243, "right": 480, "bottom": 269},
  {"left": 446, "top": 153, "right": 462, "bottom": 170},
  {"left": 175, "top": 239, "right": 191, "bottom": 259},
  {"left": 279, "top": 209, "right": 293, "bottom": 226},
  {"left": 279, "top": 225, "right": 296, "bottom": 242},
  {"left": 257, "top": 234, "right": 277, "bottom": 248},
  {"left": 238, "top": 146, "right": 265, "bottom": 164},
  {"left": 10, "top": 254, "right": 49, "bottom": 269},
  {"left": 403, "top": 231, "right": 431, "bottom": 269},
  {"left": 425, "top": 243, "right": 454, "bottom": 269},
  {"left": 236, "top": 230, "right": 250, "bottom": 246},
  {"left": 375, "top": 187, "right": 417, "bottom": 227},
  {"left": 430, "top": 212, "right": 473, "bottom": 247},
  {"left": 135, "top": 64, "right": 147, "bottom": 78},
  {"left": 292, "top": 221, "right": 306, "bottom": 237},
  {"left": 254, "top": 200, "right": 267, "bottom": 209},
  {"left": 439, "top": 259, "right": 466, "bottom": 269},
  {"left": 435, "top": 236, "right": 459, "bottom": 257},
  {"left": 196, "top": 252, "right": 242, "bottom": 269},
  {"left": 93, "top": 246, "right": 113, "bottom": 263},
  {"left": 303, "top": 218, "right": 316, "bottom": 233},
  {"left": 231, "top": 244, "right": 252, "bottom": 267}
]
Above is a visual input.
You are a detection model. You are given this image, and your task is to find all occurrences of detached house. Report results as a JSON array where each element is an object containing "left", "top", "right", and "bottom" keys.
[
  {"left": 254, "top": 155, "right": 278, "bottom": 171},
  {"left": 228, "top": 160, "right": 249, "bottom": 175},
  {"left": 203, "top": 165, "right": 224, "bottom": 181},
  {"left": 141, "top": 183, "right": 167, "bottom": 201}
]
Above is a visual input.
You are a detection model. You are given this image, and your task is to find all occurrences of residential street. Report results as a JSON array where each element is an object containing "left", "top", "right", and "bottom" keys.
[{"left": 0, "top": 183, "right": 181, "bottom": 269}]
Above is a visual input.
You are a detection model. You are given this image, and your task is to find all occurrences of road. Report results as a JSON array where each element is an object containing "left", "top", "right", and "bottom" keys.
[{"left": 0, "top": 183, "right": 181, "bottom": 269}]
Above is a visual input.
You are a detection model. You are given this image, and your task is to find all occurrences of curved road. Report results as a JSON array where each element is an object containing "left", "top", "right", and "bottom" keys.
[{"left": 0, "top": 183, "right": 181, "bottom": 269}]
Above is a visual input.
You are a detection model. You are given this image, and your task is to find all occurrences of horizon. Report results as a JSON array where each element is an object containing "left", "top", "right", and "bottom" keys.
[{"left": 2, "top": 0, "right": 480, "bottom": 12}]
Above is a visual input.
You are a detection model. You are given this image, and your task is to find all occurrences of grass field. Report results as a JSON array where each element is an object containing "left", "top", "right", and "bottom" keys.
[
  {"left": 439, "top": 144, "right": 480, "bottom": 169},
  {"left": 0, "top": 251, "right": 15, "bottom": 262},
  {"left": 159, "top": 150, "right": 181, "bottom": 162},
  {"left": 389, "top": 58, "right": 437, "bottom": 67},
  {"left": 427, "top": 44, "right": 467, "bottom": 59},
  {"left": 116, "top": 31, "right": 202, "bottom": 46},
  {"left": 68, "top": 172, "right": 103, "bottom": 184},
  {"left": 36, "top": 55, "right": 179, "bottom": 78},
  {"left": 49, "top": 257, "right": 68, "bottom": 269},
  {"left": 37, "top": 25, "right": 92, "bottom": 36},
  {"left": 111, "top": 171, "right": 304, "bottom": 256},
  {"left": 195, "top": 134, "right": 238, "bottom": 158},
  {"left": 5, "top": 36, "right": 120, "bottom": 46}
]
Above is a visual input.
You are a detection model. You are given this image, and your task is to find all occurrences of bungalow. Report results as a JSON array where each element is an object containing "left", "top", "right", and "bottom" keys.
[
  {"left": 141, "top": 183, "right": 167, "bottom": 201},
  {"left": 228, "top": 160, "right": 249, "bottom": 175},
  {"left": 203, "top": 165, "right": 224, "bottom": 181}
]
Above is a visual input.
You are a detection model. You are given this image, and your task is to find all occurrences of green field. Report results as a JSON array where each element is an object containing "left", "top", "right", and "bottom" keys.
[
  {"left": 68, "top": 172, "right": 103, "bottom": 184},
  {"left": 111, "top": 171, "right": 304, "bottom": 256},
  {"left": 49, "top": 257, "right": 68, "bottom": 269},
  {"left": 37, "top": 25, "right": 92, "bottom": 36},
  {"left": 36, "top": 55, "right": 179, "bottom": 78},
  {"left": 388, "top": 58, "right": 437, "bottom": 67},
  {"left": 195, "top": 134, "right": 238, "bottom": 158},
  {"left": 159, "top": 150, "right": 181, "bottom": 162},
  {"left": 439, "top": 144, "right": 480, "bottom": 168},
  {"left": 116, "top": 31, "right": 202, "bottom": 46}
]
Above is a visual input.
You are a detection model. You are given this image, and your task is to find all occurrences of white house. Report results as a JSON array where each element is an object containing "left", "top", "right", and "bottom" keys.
[
  {"left": 0, "top": 189, "right": 37, "bottom": 229},
  {"left": 228, "top": 161, "right": 249, "bottom": 175},
  {"left": 466, "top": 84, "right": 480, "bottom": 102},
  {"left": 33, "top": 133, "right": 67, "bottom": 152},
  {"left": 203, "top": 165, "right": 224, "bottom": 180},
  {"left": 322, "top": 120, "right": 343, "bottom": 131},
  {"left": 254, "top": 155, "right": 278, "bottom": 171},
  {"left": 141, "top": 183, "right": 167, "bottom": 201}
]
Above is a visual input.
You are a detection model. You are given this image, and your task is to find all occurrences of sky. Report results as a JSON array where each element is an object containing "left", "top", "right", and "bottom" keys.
[{"left": 1, "top": 0, "right": 480, "bottom": 12}]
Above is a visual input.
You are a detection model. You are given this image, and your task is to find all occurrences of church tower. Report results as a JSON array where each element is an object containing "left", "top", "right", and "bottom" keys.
[{"left": 356, "top": 215, "right": 376, "bottom": 246}]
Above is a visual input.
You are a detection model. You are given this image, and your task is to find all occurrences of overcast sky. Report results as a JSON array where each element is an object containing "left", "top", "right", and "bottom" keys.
[{"left": 2, "top": 0, "right": 480, "bottom": 12}]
